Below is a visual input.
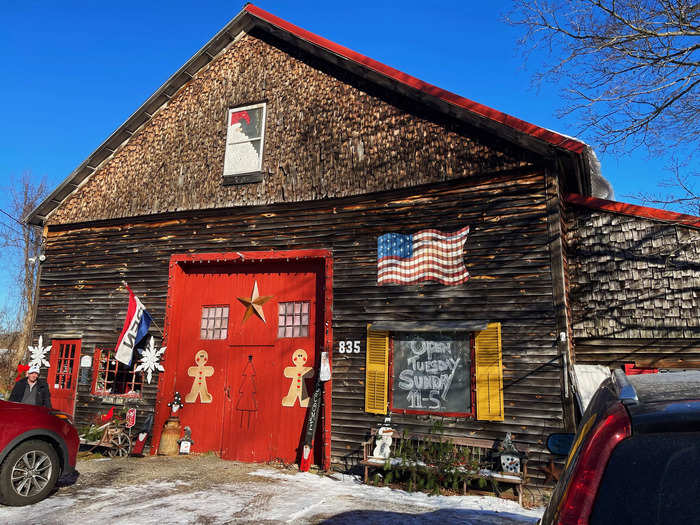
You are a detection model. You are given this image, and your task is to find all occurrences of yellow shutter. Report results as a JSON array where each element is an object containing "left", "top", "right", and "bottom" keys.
[
  {"left": 365, "top": 325, "right": 389, "bottom": 414},
  {"left": 475, "top": 322, "right": 504, "bottom": 421}
]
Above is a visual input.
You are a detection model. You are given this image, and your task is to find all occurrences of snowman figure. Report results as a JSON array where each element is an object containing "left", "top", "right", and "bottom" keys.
[{"left": 372, "top": 427, "right": 394, "bottom": 459}]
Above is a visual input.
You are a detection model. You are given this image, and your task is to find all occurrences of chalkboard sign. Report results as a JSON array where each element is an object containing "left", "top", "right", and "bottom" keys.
[{"left": 391, "top": 333, "right": 470, "bottom": 415}]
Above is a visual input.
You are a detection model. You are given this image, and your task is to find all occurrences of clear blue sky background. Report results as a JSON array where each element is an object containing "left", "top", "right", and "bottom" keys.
[{"left": 0, "top": 1, "right": 687, "bottom": 316}]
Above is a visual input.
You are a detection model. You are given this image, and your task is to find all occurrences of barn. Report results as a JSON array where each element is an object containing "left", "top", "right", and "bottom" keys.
[{"left": 25, "top": 5, "right": 700, "bottom": 484}]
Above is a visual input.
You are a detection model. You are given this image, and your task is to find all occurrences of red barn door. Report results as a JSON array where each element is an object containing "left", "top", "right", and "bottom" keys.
[
  {"left": 165, "top": 260, "right": 324, "bottom": 466},
  {"left": 47, "top": 339, "right": 81, "bottom": 415}
]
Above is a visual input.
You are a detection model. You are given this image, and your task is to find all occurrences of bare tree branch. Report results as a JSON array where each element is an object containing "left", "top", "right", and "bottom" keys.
[
  {"left": 508, "top": 0, "right": 700, "bottom": 154},
  {"left": 0, "top": 173, "right": 47, "bottom": 392},
  {"left": 634, "top": 159, "right": 699, "bottom": 214}
]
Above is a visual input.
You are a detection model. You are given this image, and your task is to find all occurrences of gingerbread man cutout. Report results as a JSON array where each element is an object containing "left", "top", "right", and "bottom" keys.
[
  {"left": 185, "top": 350, "right": 214, "bottom": 403},
  {"left": 282, "top": 349, "right": 314, "bottom": 407}
]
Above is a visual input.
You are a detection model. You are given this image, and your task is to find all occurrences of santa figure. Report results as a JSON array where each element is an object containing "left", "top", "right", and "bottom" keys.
[{"left": 226, "top": 110, "right": 260, "bottom": 174}]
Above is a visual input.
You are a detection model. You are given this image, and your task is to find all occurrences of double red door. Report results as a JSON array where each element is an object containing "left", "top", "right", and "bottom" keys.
[{"left": 165, "top": 261, "right": 323, "bottom": 465}]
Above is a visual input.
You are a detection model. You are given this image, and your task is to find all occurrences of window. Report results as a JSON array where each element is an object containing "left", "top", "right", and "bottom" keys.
[
  {"left": 92, "top": 348, "right": 143, "bottom": 397},
  {"left": 201, "top": 305, "right": 229, "bottom": 340},
  {"left": 278, "top": 302, "right": 310, "bottom": 338},
  {"left": 223, "top": 103, "right": 266, "bottom": 184},
  {"left": 364, "top": 323, "right": 503, "bottom": 420},
  {"left": 591, "top": 434, "right": 700, "bottom": 524}
]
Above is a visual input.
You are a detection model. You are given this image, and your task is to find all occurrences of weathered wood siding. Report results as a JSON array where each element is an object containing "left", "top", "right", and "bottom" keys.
[
  {"left": 567, "top": 206, "right": 700, "bottom": 365},
  {"left": 47, "top": 29, "right": 534, "bottom": 226},
  {"left": 36, "top": 169, "right": 563, "bottom": 484}
]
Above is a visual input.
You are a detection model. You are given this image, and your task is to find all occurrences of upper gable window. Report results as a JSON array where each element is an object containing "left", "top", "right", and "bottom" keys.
[{"left": 223, "top": 103, "right": 266, "bottom": 184}]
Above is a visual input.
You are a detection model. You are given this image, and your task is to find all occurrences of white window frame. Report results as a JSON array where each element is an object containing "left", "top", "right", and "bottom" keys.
[{"left": 223, "top": 102, "right": 267, "bottom": 177}]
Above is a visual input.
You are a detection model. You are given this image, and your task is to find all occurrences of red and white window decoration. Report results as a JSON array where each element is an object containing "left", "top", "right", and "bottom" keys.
[
  {"left": 278, "top": 302, "right": 310, "bottom": 338},
  {"left": 224, "top": 103, "right": 266, "bottom": 176},
  {"left": 92, "top": 348, "right": 143, "bottom": 397},
  {"left": 201, "top": 305, "right": 230, "bottom": 340}
]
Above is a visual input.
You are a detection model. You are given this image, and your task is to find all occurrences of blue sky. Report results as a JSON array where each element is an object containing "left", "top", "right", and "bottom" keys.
[{"left": 0, "top": 1, "right": 688, "bottom": 315}]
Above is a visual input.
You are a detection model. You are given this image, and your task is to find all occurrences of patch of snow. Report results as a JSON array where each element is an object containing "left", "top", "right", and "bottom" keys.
[
  {"left": 249, "top": 468, "right": 542, "bottom": 523},
  {"left": 3, "top": 468, "right": 542, "bottom": 524}
]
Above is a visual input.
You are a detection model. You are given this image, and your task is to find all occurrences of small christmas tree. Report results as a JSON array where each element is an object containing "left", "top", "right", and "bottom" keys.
[{"left": 236, "top": 356, "right": 258, "bottom": 429}]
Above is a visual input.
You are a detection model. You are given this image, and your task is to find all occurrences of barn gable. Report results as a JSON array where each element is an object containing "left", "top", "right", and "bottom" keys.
[{"left": 28, "top": 4, "right": 592, "bottom": 227}]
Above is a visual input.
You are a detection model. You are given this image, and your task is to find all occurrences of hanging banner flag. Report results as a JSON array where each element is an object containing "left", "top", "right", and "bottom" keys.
[
  {"left": 377, "top": 226, "right": 470, "bottom": 286},
  {"left": 115, "top": 286, "right": 152, "bottom": 365}
]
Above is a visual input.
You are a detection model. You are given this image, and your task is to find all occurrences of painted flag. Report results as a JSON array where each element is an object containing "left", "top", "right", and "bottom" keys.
[
  {"left": 115, "top": 286, "right": 152, "bottom": 365},
  {"left": 377, "top": 226, "right": 470, "bottom": 285}
]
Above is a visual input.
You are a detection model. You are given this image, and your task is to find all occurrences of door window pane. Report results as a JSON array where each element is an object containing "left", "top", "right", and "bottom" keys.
[
  {"left": 277, "top": 302, "right": 311, "bottom": 338},
  {"left": 201, "top": 305, "right": 229, "bottom": 340}
]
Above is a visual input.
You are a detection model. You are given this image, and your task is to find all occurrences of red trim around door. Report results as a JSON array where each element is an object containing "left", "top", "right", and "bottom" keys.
[{"left": 154, "top": 250, "right": 333, "bottom": 470}]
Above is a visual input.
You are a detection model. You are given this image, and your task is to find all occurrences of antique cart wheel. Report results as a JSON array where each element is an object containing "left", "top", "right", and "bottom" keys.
[{"left": 107, "top": 431, "right": 131, "bottom": 458}]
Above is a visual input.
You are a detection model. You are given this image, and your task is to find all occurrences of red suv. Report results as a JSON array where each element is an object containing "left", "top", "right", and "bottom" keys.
[
  {"left": 0, "top": 400, "right": 79, "bottom": 506},
  {"left": 541, "top": 369, "right": 700, "bottom": 525}
]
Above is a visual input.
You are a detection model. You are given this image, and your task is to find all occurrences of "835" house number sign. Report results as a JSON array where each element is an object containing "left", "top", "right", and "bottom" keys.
[{"left": 337, "top": 340, "right": 361, "bottom": 353}]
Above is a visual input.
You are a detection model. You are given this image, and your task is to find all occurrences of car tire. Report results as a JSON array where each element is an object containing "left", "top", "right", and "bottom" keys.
[{"left": 0, "top": 440, "right": 60, "bottom": 506}]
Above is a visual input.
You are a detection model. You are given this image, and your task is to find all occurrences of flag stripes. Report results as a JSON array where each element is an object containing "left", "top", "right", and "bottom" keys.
[{"left": 377, "top": 226, "right": 469, "bottom": 285}]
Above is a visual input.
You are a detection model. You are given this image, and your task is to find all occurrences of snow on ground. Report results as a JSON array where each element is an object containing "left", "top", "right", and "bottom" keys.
[
  {"left": 249, "top": 469, "right": 543, "bottom": 524},
  {"left": 2, "top": 467, "right": 542, "bottom": 524}
]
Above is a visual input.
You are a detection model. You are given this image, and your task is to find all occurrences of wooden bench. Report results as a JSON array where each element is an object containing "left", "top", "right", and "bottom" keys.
[{"left": 360, "top": 428, "right": 527, "bottom": 505}]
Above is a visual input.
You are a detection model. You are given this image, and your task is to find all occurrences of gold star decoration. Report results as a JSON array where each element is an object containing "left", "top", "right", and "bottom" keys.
[{"left": 237, "top": 281, "right": 273, "bottom": 324}]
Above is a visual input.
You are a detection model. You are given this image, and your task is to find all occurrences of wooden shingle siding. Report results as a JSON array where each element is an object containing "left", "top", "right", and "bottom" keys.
[
  {"left": 47, "top": 30, "right": 533, "bottom": 226},
  {"left": 36, "top": 170, "right": 563, "bottom": 484},
  {"left": 567, "top": 209, "right": 700, "bottom": 340},
  {"left": 573, "top": 339, "right": 700, "bottom": 367}
]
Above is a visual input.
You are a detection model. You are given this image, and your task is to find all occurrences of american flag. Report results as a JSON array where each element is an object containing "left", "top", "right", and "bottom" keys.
[{"left": 377, "top": 226, "right": 470, "bottom": 285}]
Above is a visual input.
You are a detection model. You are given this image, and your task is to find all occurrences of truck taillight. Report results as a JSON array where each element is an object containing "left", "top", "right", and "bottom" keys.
[{"left": 558, "top": 403, "right": 631, "bottom": 525}]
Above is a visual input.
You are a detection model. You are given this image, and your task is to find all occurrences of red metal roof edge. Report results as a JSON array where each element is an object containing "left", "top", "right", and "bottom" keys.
[
  {"left": 244, "top": 4, "right": 587, "bottom": 155},
  {"left": 566, "top": 193, "right": 700, "bottom": 229}
]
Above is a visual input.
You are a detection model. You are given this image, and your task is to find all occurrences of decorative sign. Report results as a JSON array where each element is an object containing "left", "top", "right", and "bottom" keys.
[
  {"left": 126, "top": 408, "right": 136, "bottom": 428},
  {"left": 337, "top": 340, "right": 361, "bottom": 353},
  {"left": 179, "top": 441, "right": 191, "bottom": 454},
  {"left": 391, "top": 333, "right": 470, "bottom": 414},
  {"left": 79, "top": 355, "right": 92, "bottom": 384}
]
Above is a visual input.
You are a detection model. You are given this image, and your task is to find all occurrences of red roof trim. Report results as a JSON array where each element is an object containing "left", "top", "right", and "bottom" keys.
[
  {"left": 566, "top": 193, "right": 700, "bottom": 228},
  {"left": 244, "top": 4, "right": 586, "bottom": 155}
]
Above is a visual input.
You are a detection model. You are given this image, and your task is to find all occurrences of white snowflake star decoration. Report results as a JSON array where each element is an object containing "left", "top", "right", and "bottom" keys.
[
  {"left": 135, "top": 337, "right": 165, "bottom": 384},
  {"left": 27, "top": 335, "right": 51, "bottom": 369}
]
